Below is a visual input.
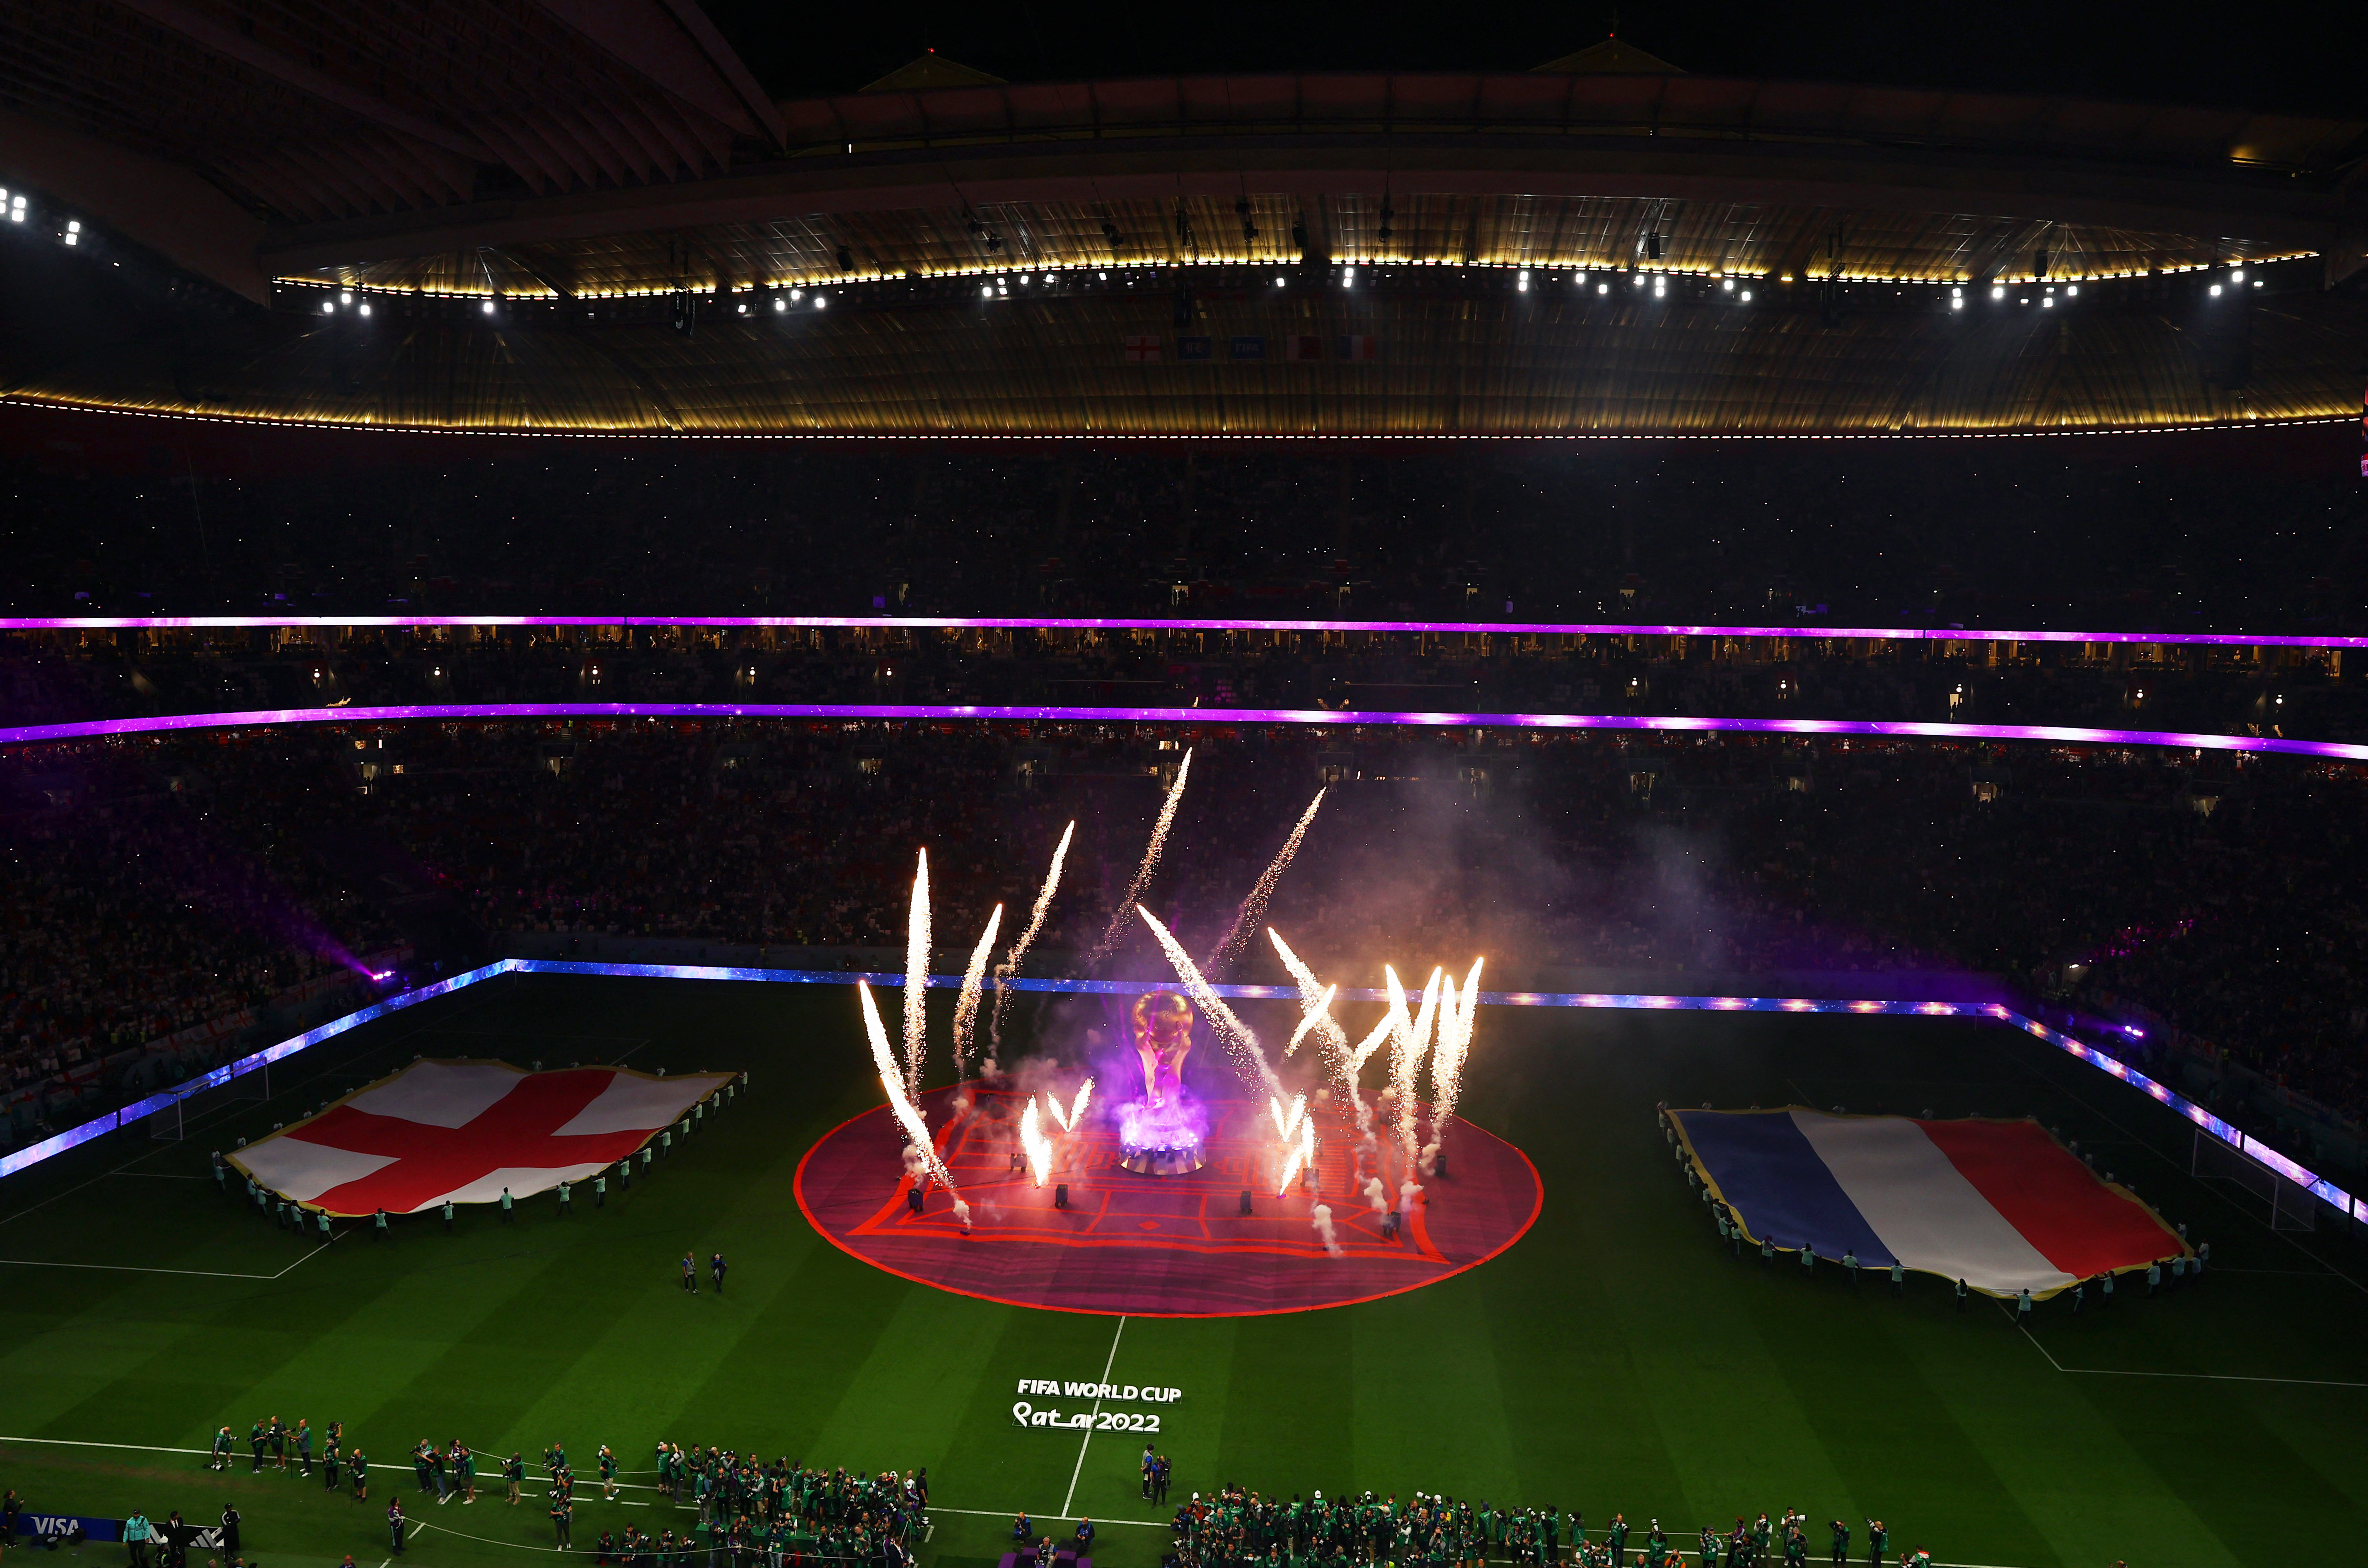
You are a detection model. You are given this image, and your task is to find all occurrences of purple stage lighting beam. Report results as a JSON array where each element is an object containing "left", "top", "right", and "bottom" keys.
[
  {"left": 4, "top": 701, "right": 2368, "bottom": 763},
  {"left": 4, "top": 612, "right": 2368, "bottom": 649}
]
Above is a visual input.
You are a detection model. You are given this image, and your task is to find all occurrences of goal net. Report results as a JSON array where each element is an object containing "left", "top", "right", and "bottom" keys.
[
  {"left": 147, "top": 1059, "right": 273, "bottom": 1141},
  {"left": 2191, "top": 1128, "right": 2316, "bottom": 1231}
]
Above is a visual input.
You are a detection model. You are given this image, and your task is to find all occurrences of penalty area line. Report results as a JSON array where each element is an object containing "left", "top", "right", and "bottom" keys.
[
  {"left": 2005, "top": 1306, "right": 2368, "bottom": 1387},
  {"left": 0, "top": 1231, "right": 344, "bottom": 1280}
]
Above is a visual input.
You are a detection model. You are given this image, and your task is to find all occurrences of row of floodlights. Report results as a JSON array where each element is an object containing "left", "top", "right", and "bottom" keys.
[
  {"left": 287, "top": 252, "right": 2295, "bottom": 309},
  {"left": 297, "top": 257, "right": 2277, "bottom": 322}
]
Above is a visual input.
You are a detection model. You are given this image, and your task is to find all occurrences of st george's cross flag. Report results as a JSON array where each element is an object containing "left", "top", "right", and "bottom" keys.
[
  {"left": 228, "top": 1060, "right": 733, "bottom": 1215},
  {"left": 1671, "top": 1108, "right": 2188, "bottom": 1297}
]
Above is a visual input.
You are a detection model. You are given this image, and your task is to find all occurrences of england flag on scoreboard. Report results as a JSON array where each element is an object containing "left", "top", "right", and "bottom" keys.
[
  {"left": 1123, "top": 334, "right": 1163, "bottom": 363},
  {"left": 228, "top": 1060, "right": 733, "bottom": 1215},
  {"left": 1672, "top": 1108, "right": 2189, "bottom": 1295}
]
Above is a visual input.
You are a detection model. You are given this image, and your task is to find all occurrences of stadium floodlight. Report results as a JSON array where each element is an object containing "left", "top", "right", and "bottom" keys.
[
  {"left": 339, "top": 290, "right": 352, "bottom": 303},
  {"left": 1275, "top": 276, "right": 1285, "bottom": 288},
  {"left": 2230, "top": 269, "right": 2245, "bottom": 283},
  {"left": 980, "top": 285, "right": 992, "bottom": 298},
  {"left": 1575, "top": 271, "right": 1588, "bottom": 286},
  {"left": 2209, "top": 283, "right": 2222, "bottom": 296},
  {"left": 1739, "top": 289, "right": 1752, "bottom": 301},
  {"left": 358, "top": 303, "right": 371, "bottom": 317},
  {"left": 1951, "top": 295, "right": 1963, "bottom": 310},
  {"left": 322, "top": 300, "right": 336, "bottom": 314},
  {"left": 1721, "top": 278, "right": 1733, "bottom": 292},
  {"left": 481, "top": 299, "right": 496, "bottom": 314},
  {"left": 1653, "top": 280, "right": 1666, "bottom": 298},
  {"left": 1990, "top": 285, "right": 2005, "bottom": 299},
  {"left": 64, "top": 219, "right": 80, "bottom": 245},
  {"left": 1342, "top": 266, "right": 1355, "bottom": 287},
  {"left": 774, "top": 297, "right": 786, "bottom": 312},
  {"left": 2042, "top": 295, "right": 2054, "bottom": 308},
  {"left": 2066, "top": 285, "right": 2078, "bottom": 296},
  {"left": 814, "top": 296, "right": 827, "bottom": 309},
  {"left": 791, "top": 288, "right": 804, "bottom": 301},
  {"left": 1597, "top": 282, "right": 1609, "bottom": 294},
  {"left": 1517, "top": 269, "right": 1529, "bottom": 292}
]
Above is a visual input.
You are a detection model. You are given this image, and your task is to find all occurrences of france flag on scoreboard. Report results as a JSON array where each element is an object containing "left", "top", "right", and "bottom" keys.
[{"left": 1671, "top": 1108, "right": 2188, "bottom": 1297}]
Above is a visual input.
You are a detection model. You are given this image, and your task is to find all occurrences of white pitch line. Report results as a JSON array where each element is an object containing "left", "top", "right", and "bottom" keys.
[
  {"left": 2007, "top": 1311, "right": 2368, "bottom": 1387},
  {"left": 0, "top": 1257, "right": 288, "bottom": 1280},
  {"left": 1059, "top": 1314, "right": 1127, "bottom": 1519},
  {"left": 0, "top": 1231, "right": 342, "bottom": 1280}
]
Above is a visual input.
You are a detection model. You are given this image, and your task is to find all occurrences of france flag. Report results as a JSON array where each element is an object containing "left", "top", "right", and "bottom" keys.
[{"left": 1671, "top": 1108, "right": 2188, "bottom": 1296}]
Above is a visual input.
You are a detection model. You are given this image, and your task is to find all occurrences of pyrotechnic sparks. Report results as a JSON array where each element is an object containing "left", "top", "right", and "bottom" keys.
[
  {"left": 1276, "top": 1116, "right": 1316, "bottom": 1194},
  {"left": 1091, "top": 750, "right": 1192, "bottom": 963},
  {"left": 951, "top": 904, "right": 1004, "bottom": 1078},
  {"left": 1203, "top": 788, "right": 1325, "bottom": 975},
  {"left": 1270, "top": 1093, "right": 1307, "bottom": 1142},
  {"left": 1137, "top": 905, "right": 1282, "bottom": 1099},
  {"left": 990, "top": 821, "right": 1073, "bottom": 1060},
  {"left": 857, "top": 978, "right": 955, "bottom": 1191},
  {"left": 1385, "top": 965, "right": 1445, "bottom": 1168},
  {"left": 1271, "top": 929, "right": 1348, "bottom": 1065},
  {"left": 1422, "top": 957, "right": 1485, "bottom": 1173},
  {"left": 1286, "top": 987, "right": 1339, "bottom": 1059},
  {"left": 902, "top": 850, "right": 931, "bottom": 1097},
  {"left": 1047, "top": 1077, "right": 1095, "bottom": 1132},
  {"left": 1020, "top": 1099, "right": 1053, "bottom": 1188}
]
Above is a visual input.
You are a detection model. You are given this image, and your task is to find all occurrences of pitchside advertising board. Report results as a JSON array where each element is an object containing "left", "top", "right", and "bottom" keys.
[
  {"left": 1011, "top": 1377, "right": 1184, "bottom": 1431},
  {"left": 12, "top": 1516, "right": 128, "bottom": 1543},
  {"left": 11, "top": 1517, "right": 229, "bottom": 1549}
]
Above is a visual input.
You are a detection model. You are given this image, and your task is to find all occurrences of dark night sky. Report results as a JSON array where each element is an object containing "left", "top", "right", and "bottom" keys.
[{"left": 701, "top": 0, "right": 2368, "bottom": 123}]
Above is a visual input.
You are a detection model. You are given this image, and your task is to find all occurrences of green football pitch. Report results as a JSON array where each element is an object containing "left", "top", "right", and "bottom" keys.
[{"left": 2, "top": 972, "right": 2363, "bottom": 1568}]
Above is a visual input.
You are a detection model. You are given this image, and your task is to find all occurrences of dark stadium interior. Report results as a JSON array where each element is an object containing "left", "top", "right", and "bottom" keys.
[{"left": 3, "top": 4, "right": 2368, "bottom": 1564}]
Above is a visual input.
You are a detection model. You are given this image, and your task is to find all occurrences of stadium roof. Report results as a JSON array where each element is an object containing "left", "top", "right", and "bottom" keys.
[{"left": 1, "top": 3, "right": 2362, "bottom": 437}]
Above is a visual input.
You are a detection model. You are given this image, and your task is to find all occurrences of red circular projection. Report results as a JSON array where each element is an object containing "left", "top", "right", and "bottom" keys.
[{"left": 793, "top": 1086, "right": 1542, "bottom": 1317}]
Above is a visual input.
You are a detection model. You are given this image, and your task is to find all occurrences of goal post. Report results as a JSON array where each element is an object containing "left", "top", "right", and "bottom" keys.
[
  {"left": 145, "top": 1057, "right": 272, "bottom": 1141},
  {"left": 2191, "top": 1127, "right": 2316, "bottom": 1232}
]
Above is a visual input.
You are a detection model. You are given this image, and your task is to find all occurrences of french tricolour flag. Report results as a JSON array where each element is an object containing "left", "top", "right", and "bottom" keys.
[{"left": 1672, "top": 1109, "right": 2187, "bottom": 1296}]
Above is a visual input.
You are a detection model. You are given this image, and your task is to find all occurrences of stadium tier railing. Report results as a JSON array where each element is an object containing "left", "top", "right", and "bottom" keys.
[{"left": 3, "top": 959, "right": 2361, "bottom": 1234}]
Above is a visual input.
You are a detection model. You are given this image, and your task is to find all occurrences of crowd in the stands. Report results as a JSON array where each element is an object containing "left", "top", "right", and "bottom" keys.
[
  {"left": 5, "top": 722, "right": 2366, "bottom": 1161},
  {"left": 5, "top": 437, "right": 2362, "bottom": 632},
  {"left": 0, "top": 743, "right": 400, "bottom": 1142}
]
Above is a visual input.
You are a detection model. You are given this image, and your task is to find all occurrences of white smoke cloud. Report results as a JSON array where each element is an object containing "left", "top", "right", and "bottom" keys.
[{"left": 1310, "top": 1203, "right": 1343, "bottom": 1256}]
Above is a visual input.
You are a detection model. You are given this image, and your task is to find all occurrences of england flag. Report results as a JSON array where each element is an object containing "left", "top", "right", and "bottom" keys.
[{"left": 229, "top": 1060, "right": 733, "bottom": 1215}]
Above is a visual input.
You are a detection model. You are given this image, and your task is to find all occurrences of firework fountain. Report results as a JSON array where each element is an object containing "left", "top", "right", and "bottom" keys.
[
  {"left": 849, "top": 757, "right": 1484, "bottom": 1249},
  {"left": 987, "top": 822, "right": 1072, "bottom": 1068}
]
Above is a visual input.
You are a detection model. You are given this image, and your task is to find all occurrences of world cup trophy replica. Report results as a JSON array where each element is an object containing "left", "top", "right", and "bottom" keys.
[{"left": 1116, "top": 990, "right": 1207, "bottom": 1175}]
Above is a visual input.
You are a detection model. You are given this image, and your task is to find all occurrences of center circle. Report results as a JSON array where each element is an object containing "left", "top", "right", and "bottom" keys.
[{"left": 794, "top": 1085, "right": 1542, "bottom": 1316}]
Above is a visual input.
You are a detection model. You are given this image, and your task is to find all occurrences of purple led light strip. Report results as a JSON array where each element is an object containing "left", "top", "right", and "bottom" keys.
[
  {"left": 4, "top": 701, "right": 2366, "bottom": 762},
  {"left": 5, "top": 612, "right": 2364, "bottom": 649},
  {"left": 7, "top": 957, "right": 2359, "bottom": 1228}
]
